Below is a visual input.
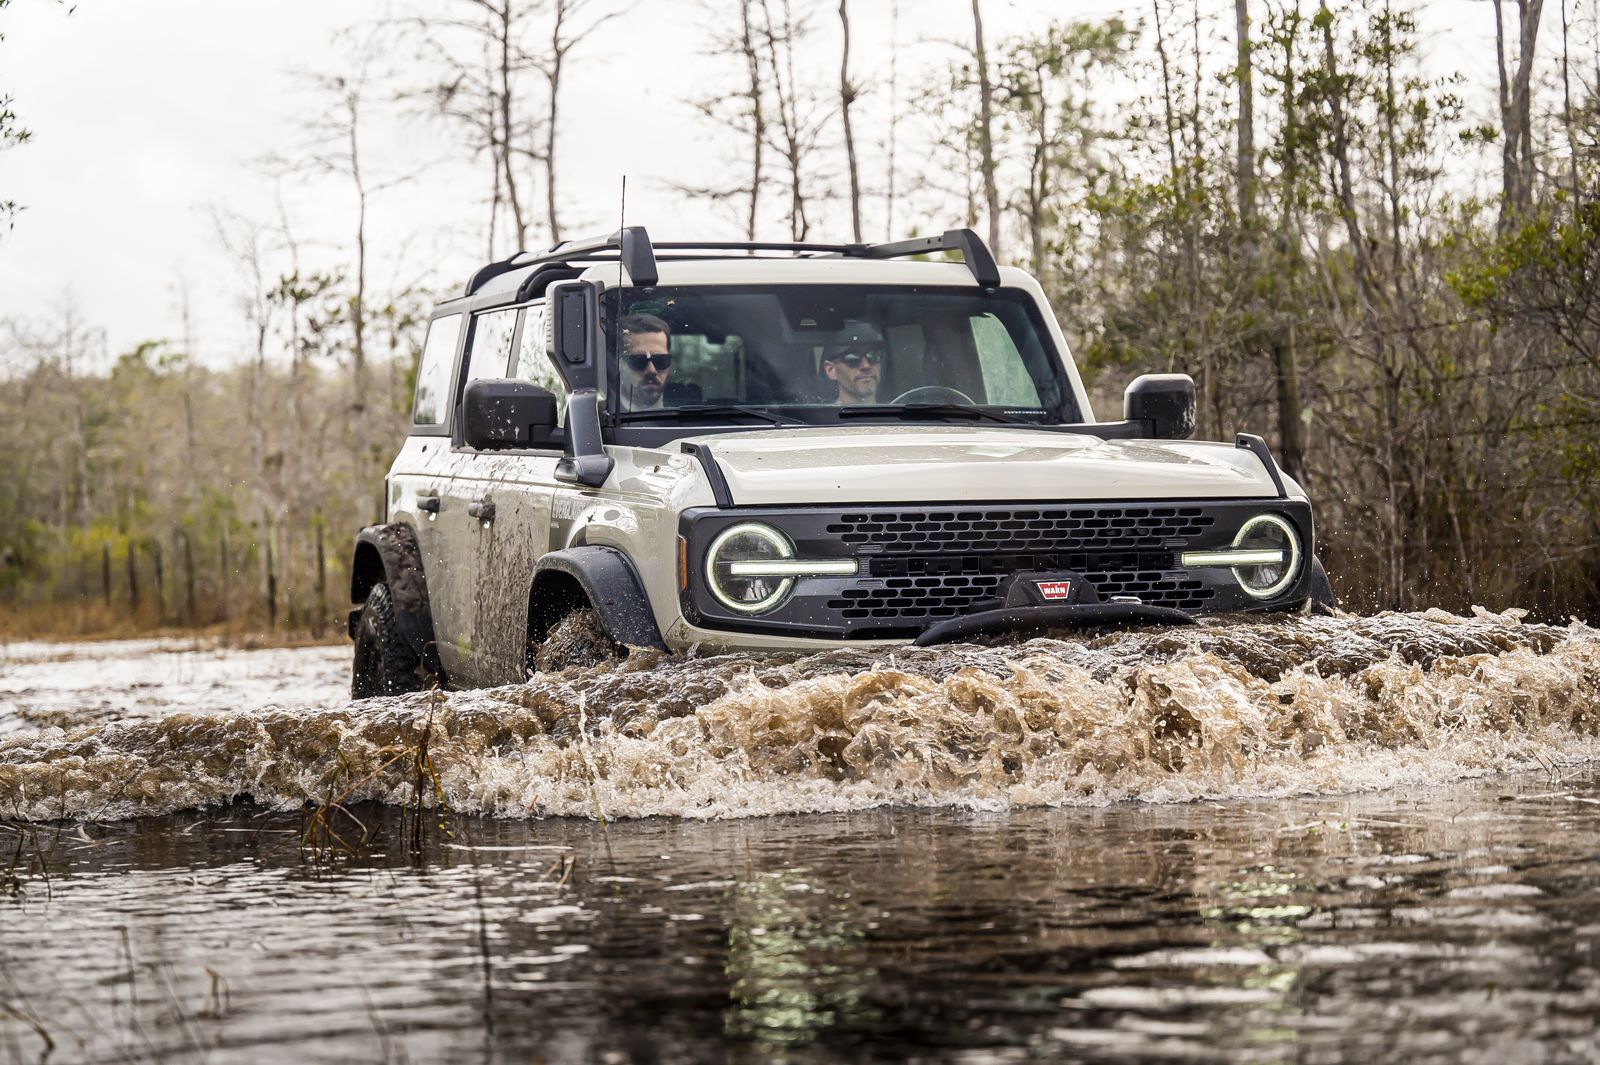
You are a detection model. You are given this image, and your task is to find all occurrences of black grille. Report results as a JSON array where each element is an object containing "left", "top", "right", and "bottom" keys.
[
  {"left": 828, "top": 560, "right": 1212, "bottom": 622},
  {"left": 684, "top": 499, "right": 1313, "bottom": 638},
  {"left": 824, "top": 506, "right": 1215, "bottom": 553}
]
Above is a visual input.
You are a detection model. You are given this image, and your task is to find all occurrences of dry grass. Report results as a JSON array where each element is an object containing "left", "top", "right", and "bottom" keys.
[
  {"left": 296, "top": 688, "right": 453, "bottom": 866},
  {"left": 0, "top": 601, "right": 345, "bottom": 649}
]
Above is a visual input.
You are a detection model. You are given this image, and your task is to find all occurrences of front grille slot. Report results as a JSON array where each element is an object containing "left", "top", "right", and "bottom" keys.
[
  {"left": 825, "top": 506, "right": 1214, "bottom": 553},
  {"left": 819, "top": 506, "right": 1218, "bottom": 621}
]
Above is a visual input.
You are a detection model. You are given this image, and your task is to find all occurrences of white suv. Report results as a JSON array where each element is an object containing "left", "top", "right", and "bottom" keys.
[{"left": 347, "top": 227, "right": 1333, "bottom": 696}]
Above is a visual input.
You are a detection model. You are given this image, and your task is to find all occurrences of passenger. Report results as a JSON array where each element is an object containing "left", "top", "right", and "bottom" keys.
[
  {"left": 618, "top": 313, "right": 673, "bottom": 411},
  {"left": 821, "top": 320, "right": 883, "bottom": 405}
]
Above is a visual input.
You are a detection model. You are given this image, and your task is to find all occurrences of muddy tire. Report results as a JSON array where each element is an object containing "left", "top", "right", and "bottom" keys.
[
  {"left": 530, "top": 606, "right": 625, "bottom": 674},
  {"left": 1307, "top": 557, "right": 1338, "bottom": 615},
  {"left": 351, "top": 583, "right": 425, "bottom": 699}
]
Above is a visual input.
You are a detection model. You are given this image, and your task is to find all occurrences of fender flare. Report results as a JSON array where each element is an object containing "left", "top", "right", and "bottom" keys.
[
  {"left": 350, "top": 523, "right": 442, "bottom": 675},
  {"left": 531, "top": 546, "right": 667, "bottom": 651}
]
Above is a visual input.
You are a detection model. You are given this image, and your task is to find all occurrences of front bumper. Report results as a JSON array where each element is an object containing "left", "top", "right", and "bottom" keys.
[{"left": 679, "top": 498, "right": 1316, "bottom": 641}]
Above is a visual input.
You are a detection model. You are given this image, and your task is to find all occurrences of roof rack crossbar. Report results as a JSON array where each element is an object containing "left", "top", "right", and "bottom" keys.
[
  {"left": 462, "top": 226, "right": 1001, "bottom": 295},
  {"left": 856, "top": 228, "right": 1001, "bottom": 286},
  {"left": 463, "top": 226, "right": 659, "bottom": 295}
]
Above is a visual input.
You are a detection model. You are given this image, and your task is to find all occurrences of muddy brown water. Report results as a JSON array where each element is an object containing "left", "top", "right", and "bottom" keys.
[{"left": 2, "top": 611, "right": 1599, "bottom": 1062}]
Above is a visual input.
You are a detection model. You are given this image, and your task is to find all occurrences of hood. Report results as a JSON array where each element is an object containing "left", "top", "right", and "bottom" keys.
[{"left": 686, "top": 425, "right": 1281, "bottom": 506}]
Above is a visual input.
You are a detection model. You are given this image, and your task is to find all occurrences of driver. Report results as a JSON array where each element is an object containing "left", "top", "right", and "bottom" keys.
[
  {"left": 821, "top": 320, "right": 883, "bottom": 405},
  {"left": 618, "top": 313, "right": 673, "bottom": 411}
]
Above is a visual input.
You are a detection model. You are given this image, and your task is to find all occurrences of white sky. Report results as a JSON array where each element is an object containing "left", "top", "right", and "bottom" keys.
[{"left": 0, "top": 0, "right": 1524, "bottom": 364}]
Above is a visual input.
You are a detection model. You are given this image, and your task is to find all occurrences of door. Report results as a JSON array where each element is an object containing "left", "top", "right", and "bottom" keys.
[
  {"left": 389, "top": 311, "right": 468, "bottom": 677},
  {"left": 443, "top": 302, "right": 570, "bottom": 687}
]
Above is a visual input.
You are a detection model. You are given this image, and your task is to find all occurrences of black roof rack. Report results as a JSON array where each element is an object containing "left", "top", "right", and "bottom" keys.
[{"left": 462, "top": 226, "right": 1001, "bottom": 296}]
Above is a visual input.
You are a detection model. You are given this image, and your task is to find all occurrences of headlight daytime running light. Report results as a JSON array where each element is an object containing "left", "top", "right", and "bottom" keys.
[
  {"left": 1181, "top": 513, "right": 1302, "bottom": 600},
  {"left": 705, "top": 523, "right": 862, "bottom": 614}
]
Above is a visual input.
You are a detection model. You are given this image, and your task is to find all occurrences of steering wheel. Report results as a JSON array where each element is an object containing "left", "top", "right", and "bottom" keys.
[{"left": 890, "top": 385, "right": 976, "bottom": 405}]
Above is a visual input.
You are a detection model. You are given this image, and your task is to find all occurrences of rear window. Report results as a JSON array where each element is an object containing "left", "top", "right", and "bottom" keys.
[{"left": 412, "top": 314, "right": 462, "bottom": 426}]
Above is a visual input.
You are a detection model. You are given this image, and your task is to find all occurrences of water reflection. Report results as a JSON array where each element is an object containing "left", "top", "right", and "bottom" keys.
[{"left": 1, "top": 770, "right": 1597, "bottom": 1062}]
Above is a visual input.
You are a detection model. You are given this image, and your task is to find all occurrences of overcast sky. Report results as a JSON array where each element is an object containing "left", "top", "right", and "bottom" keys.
[{"left": 0, "top": 0, "right": 1510, "bottom": 365}]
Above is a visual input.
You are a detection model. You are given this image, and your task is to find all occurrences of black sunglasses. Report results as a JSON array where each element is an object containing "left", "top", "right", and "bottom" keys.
[
  {"left": 833, "top": 347, "right": 882, "bottom": 368},
  {"left": 622, "top": 353, "right": 672, "bottom": 372}
]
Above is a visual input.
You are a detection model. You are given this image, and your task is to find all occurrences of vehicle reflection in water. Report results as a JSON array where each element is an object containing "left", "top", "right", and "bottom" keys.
[
  {"left": 723, "top": 866, "right": 879, "bottom": 1048},
  {"left": 1, "top": 769, "right": 1598, "bottom": 1063}
]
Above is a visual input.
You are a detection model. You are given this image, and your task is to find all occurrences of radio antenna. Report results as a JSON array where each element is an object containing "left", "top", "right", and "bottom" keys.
[{"left": 618, "top": 174, "right": 627, "bottom": 291}]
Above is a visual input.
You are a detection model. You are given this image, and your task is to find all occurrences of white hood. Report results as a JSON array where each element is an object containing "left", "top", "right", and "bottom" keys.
[{"left": 689, "top": 425, "right": 1281, "bottom": 505}]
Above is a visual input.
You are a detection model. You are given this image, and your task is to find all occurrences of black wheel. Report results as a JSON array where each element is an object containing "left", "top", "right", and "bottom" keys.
[
  {"left": 1307, "top": 557, "right": 1338, "bottom": 615},
  {"left": 529, "top": 606, "right": 625, "bottom": 675},
  {"left": 351, "top": 583, "right": 426, "bottom": 698}
]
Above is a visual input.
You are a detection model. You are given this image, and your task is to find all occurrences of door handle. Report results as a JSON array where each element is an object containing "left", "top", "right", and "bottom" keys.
[
  {"left": 417, "top": 494, "right": 441, "bottom": 514},
  {"left": 467, "top": 499, "right": 496, "bottom": 523}
]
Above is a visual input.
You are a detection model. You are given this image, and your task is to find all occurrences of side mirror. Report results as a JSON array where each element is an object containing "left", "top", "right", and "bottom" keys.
[
  {"left": 1124, "top": 374, "right": 1196, "bottom": 440},
  {"left": 461, "top": 379, "right": 559, "bottom": 450},
  {"left": 544, "top": 278, "right": 614, "bottom": 487},
  {"left": 546, "top": 278, "right": 601, "bottom": 391}
]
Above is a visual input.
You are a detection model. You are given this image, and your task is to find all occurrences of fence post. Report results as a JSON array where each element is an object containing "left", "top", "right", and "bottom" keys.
[
  {"left": 152, "top": 538, "right": 165, "bottom": 624},
  {"left": 314, "top": 516, "right": 327, "bottom": 639},
  {"left": 220, "top": 526, "right": 231, "bottom": 622},
  {"left": 180, "top": 527, "right": 197, "bottom": 626},
  {"left": 265, "top": 520, "right": 278, "bottom": 631},
  {"left": 126, "top": 540, "right": 140, "bottom": 614}
]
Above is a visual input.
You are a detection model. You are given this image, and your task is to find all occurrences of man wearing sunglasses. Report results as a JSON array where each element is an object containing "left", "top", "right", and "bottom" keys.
[
  {"left": 821, "top": 320, "right": 884, "bottom": 405},
  {"left": 617, "top": 313, "right": 673, "bottom": 411}
]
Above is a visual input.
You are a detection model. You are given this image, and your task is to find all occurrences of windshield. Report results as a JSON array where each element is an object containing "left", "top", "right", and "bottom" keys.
[{"left": 603, "top": 285, "right": 1076, "bottom": 422}]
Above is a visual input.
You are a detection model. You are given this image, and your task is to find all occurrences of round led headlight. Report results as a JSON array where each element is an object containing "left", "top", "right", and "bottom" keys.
[
  {"left": 707, "top": 523, "right": 795, "bottom": 613},
  {"left": 1231, "top": 514, "right": 1301, "bottom": 599}
]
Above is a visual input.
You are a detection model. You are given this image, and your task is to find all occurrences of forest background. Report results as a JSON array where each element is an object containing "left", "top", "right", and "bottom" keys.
[{"left": 1, "top": 0, "right": 1597, "bottom": 638}]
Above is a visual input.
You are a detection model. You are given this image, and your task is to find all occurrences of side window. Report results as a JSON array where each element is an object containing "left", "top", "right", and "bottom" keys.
[
  {"left": 413, "top": 313, "right": 463, "bottom": 426},
  {"left": 971, "top": 313, "right": 1042, "bottom": 406},
  {"left": 512, "top": 304, "right": 569, "bottom": 419},
  {"left": 465, "top": 307, "right": 518, "bottom": 383}
]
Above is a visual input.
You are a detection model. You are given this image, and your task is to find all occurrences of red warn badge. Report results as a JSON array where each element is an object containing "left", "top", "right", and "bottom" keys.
[{"left": 1036, "top": 580, "right": 1072, "bottom": 601}]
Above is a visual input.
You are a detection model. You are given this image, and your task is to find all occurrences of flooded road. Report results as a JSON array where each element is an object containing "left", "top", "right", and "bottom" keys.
[{"left": 2, "top": 612, "right": 1598, "bottom": 1061}]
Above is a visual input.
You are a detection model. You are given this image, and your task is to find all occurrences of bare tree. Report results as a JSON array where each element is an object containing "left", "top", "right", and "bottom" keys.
[
  {"left": 677, "top": 0, "right": 770, "bottom": 239},
  {"left": 971, "top": 0, "right": 1003, "bottom": 258},
  {"left": 1495, "top": 0, "right": 1546, "bottom": 224},
  {"left": 758, "top": 0, "right": 824, "bottom": 241},
  {"left": 536, "top": 0, "right": 628, "bottom": 242},
  {"left": 389, "top": 0, "right": 548, "bottom": 251},
  {"left": 839, "top": 0, "right": 862, "bottom": 241}
]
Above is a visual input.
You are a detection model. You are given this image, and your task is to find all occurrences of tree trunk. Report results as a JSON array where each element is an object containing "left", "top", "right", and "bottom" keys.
[
  {"left": 545, "top": 2, "right": 566, "bottom": 243},
  {"left": 885, "top": 0, "right": 900, "bottom": 239},
  {"left": 497, "top": 0, "right": 527, "bottom": 249},
  {"left": 740, "top": 0, "right": 765, "bottom": 241},
  {"left": 971, "top": 0, "right": 1003, "bottom": 259},
  {"left": 839, "top": 0, "right": 862, "bottom": 242},
  {"left": 1496, "top": 0, "right": 1545, "bottom": 225},
  {"left": 1234, "top": 0, "right": 1256, "bottom": 226}
]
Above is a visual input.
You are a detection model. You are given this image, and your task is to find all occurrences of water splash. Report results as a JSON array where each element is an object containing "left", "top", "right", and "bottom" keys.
[{"left": 2, "top": 609, "right": 1596, "bottom": 821}]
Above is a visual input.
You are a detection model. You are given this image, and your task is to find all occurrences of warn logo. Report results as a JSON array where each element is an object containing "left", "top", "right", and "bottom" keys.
[{"left": 1035, "top": 580, "right": 1073, "bottom": 601}]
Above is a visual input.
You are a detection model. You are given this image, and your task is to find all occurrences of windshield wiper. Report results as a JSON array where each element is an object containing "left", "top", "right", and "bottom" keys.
[
  {"left": 617, "top": 404, "right": 805, "bottom": 426},
  {"left": 836, "top": 403, "right": 1036, "bottom": 425}
]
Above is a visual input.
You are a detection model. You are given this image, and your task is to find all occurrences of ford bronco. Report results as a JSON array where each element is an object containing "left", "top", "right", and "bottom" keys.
[{"left": 348, "top": 227, "right": 1333, "bottom": 697}]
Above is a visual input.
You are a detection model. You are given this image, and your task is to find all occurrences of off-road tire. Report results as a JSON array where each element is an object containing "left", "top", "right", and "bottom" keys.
[
  {"left": 1307, "top": 557, "right": 1338, "bottom": 615},
  {"left": 530, "top": 606, "right": 625, "bottom": 674},
  {"left": 351, "top": 582, "right": 426, "bottom": 698}
]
